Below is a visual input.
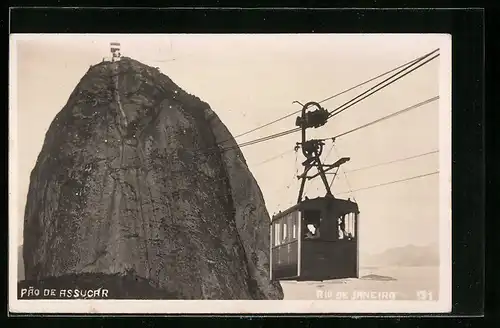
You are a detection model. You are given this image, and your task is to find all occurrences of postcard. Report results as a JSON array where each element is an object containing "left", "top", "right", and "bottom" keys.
[{"left": 9, "top": 33, "right": 451, "bottom": 314}]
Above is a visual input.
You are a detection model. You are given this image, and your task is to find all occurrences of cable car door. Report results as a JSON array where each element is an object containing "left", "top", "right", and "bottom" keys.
[{"left": 270, "top": 210, "right": 300, "bottom": 280}]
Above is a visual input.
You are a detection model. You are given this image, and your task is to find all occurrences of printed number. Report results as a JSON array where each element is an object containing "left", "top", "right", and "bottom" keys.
[{"left": 416, "top": 290, "right": 433, "bottom": 301}]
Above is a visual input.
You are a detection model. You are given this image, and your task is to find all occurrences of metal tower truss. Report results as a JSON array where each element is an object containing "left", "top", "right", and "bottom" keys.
[{"left": 294, "top": 102, "right": 350, "bottom": 203}]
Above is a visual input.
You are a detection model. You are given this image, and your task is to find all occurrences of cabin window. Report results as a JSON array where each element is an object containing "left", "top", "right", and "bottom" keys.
[
  {"left": 291, "top": 211, "right": 298, "bottom": 241},
  {"left": 272, "top": 211, "right": 300, "bottom": 246},
  {"left": 338, "top": 212, "right": 356, "bottom": 240},
  {"left": 302, "top": 210, "right": 322, "bottom": 240},
  {"left": 283, "top": 212, "right": 296, "bottom": 243},
  {"left": 348, "top": 213, "right": 353, "bottom": 237},
  {"left": 346, "top": 212, "right": 357, "bottom": 238},
  {"left": 274, "top": 222, "right": 280, "bottom": 246}
]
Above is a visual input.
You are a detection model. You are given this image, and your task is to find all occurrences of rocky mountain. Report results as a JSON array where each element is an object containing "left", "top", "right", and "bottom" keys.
[
  {"left": 360, "top": 243, "right": 439, "bottom": 267},
  {"left": 21, "top": 57, "right": 283, "bottom": 299},
  {"left": 18, "top": 245, "right": 24, "bottom": 281}
]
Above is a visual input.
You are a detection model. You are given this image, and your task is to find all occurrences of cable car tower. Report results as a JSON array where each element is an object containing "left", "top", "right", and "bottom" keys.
[
  {"left": 295, "top": 102, "right": 351, "bottom": 204},
  {"left": 110, "top": 42, "right": 122, "bottom": 62},
  {"left": 270, "top": 102, "right": 360, "bottom": 282}
]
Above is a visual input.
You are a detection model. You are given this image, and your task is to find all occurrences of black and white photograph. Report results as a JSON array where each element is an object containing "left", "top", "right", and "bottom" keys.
[{"left": 9, "top": 33, "right": 452, "bottom": 314}]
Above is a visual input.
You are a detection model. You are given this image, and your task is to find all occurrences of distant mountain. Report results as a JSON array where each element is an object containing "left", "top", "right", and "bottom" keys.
[
  {"left": 360, "top": 243, "right": 439, "bottom": 267},
  {"left": 18, "top": 245, "right": 24, "bottom": 281}
]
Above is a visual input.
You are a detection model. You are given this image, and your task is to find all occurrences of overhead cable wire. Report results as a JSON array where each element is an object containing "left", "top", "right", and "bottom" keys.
[
  {"left": 220, "top": 48, "right": 439, "bottom": 143},
  {"left": 345, "top": 150, "right": 439, "bottom": 173},
  {"left": 337, "top": 171, "right": 439, "bottom": 195},
  {"left": 323, "top": 139, "right": 336, "bottom": 162},
  {"left": 331, "top": 146, "right": 355, "bottom": 202},
  {"left": 330, "top": 96, "right": 440, "bottom": 140},
  {"left": 196, "top": 128, "right": 300, "bottom": 156},
  {"left": 214, "top": 95, "right": 439, "bottom": 158},
  {"left": 257, "top": 149, "right": 440, "bottom": 199},
  {"left": 223, "top": 94, "right": 438, "bottom": 152},
  {"left": 227, "top": 111, "right": 303, "bottom": 144},
  {"left": 321, "top": 141, "right": 337, "bottom": 189},
  {"left": 251, "top": 149, "right": 296, "bottom": 167},
  {"left": 217, "top": 127, "right": 301, "bottom": 152},
  {"left": 327, "top": 48, "right": 438, "bottom": 118},
  {"left": 318, "top": 48, "right": 438, "bottom": 105},
  {"left": 327, "top": 50, "right": 440, "bottom": 119},
  {"left": 228, "top": 96, "right": 439, "bottom": 167},
  {"left": 217, "top": 56, "right": 440, "bottom": 152}
]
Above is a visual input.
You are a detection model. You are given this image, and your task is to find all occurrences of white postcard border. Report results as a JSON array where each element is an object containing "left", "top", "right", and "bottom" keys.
[{"left": 8, "top": 33, "right": 452, "bottom": 314}]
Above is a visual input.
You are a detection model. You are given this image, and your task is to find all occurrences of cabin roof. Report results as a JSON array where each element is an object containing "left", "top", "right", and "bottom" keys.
[{"left": 271, "top": 196, "right": 359, "bottom": 223}]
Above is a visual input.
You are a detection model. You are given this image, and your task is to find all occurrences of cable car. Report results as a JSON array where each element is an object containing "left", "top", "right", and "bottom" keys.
[
  {"left": 269, "top": 101, "right": 360, "bottom": 281},
  {"left": 270, "top": 196, "right": 359, "bottom": 281}
]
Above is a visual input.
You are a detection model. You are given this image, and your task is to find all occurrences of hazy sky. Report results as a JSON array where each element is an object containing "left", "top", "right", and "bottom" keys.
[{"left": 10, "top": 34, "right": 449, "bottom": 253}]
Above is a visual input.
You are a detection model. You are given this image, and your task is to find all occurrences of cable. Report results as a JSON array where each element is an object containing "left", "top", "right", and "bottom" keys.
[
  {"left": 331, "top": 146, "right": 355, "bottom": 202},
  {"left": 346, "top": 150, "right": 439, "bottom": 173},
  {"left": 318, "top": 48, "right": 438, "bottom": 105},
  {"left": 340, "top": 169, "right": 354, "bottom": 200},
  {"left": 220, "top": 48, "right": 439, "bottom": 143},
  {"left": 218, "top": 127, "right": 301, "bottom": 152},
  {"left": 228, "top": 110, "right": 302, "bottom": 143},
  {"left": 195, "top": 127, "right": 300, "bottom": 156},
  {"left": 219, "top": 57, "right": 440, "bottom": 152},
  {"left": 226, "top": 94, "right": 436, "bottom": 151},
  {"left": 327, "top": 48, "right": 438, "bottom": 119},
  {"left": 251, "top": 148, "right": 296, "bottom": 167},
  {"left": 323, "top": 139, "right": 336, "bottom": 163},
  {"left": 300, "top": 95, "right": 439, "bottom": 144},
  {"left": 328, "top": 51, "right": 440, "bottom": 119},
  {"left": 215, "top": 95, "right": 439, "bottom": 161},
  {"left": 322, "top": 142, "right": 337, "bottom": 189},
  {"left": 337, "top": 171, "right": 439, "bottom": 195},
  {"left": 331, "top": 96, "right": 439, "bottom": 140},
  {"left": 322, "top": 140, "right": 336, "bottom": 189}
]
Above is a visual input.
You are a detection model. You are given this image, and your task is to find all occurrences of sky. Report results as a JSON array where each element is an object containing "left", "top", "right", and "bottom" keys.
[{"left": 10, "top": 34, "right": 450, "bottom": 254}]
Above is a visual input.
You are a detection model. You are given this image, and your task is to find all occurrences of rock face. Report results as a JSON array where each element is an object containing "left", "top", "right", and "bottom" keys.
[
  {"left": 22, "top": 57, "right": 283, "bottom": 299},
  {"left": 18, "top": 245, "right": 24, "bottom": 281}
]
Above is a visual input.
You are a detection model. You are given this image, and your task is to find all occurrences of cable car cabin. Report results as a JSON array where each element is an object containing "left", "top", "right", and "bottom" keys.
[{"left": 270, "top": 196, "right": 359, "bottom": 281}]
